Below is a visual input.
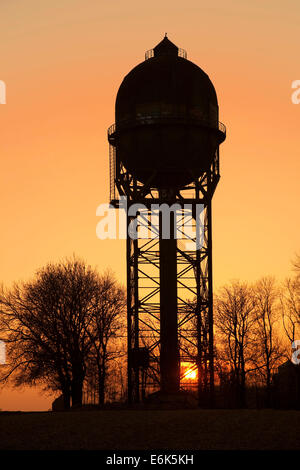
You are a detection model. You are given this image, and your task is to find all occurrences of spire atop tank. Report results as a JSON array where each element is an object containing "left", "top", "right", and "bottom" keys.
[{"left": 153, "top": 35, "right": 179, "bottom": 57}]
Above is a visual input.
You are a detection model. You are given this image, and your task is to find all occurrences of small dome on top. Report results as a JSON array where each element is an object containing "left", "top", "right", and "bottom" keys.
[{"left": 153, "top": 35, "right": 179, "bottom": 57}]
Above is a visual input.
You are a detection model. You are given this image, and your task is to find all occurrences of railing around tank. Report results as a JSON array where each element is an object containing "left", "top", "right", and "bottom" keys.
[
  {"left": 109, "top": 142, "right": 117, "bottom": 202},
  {"left": 145, "top": 49, "right": 154, "bottom": 60},
  {"left": 145, "top": 48, "right": 187, "bottom": 60},
  {"left": 218, "top": 121, "right": 226, "bottom": 134},
  {"left": 108, "top": 116, "right": 226, "bottom": 141},
  {"left": 108, "top": 122, "right": 116, "bottom": 137}
]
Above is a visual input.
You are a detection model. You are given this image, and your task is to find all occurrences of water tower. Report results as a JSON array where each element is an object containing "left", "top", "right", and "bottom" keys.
[{"left": 108, "top": 36, "right": 226, "bottom": 405}]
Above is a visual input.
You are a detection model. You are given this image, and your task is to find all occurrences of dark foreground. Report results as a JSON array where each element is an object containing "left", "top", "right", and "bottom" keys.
[{"left": 0, "top": 409, "right": 299, "bottom": 450}]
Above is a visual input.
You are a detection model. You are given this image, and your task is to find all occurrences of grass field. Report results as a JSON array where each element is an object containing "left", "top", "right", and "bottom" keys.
[{"left": 0, "top": 408, "right": 300, "bottom": 450}]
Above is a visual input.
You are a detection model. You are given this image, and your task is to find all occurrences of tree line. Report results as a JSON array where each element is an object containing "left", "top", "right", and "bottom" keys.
[
  {"left": 213, "top": 255, "right": 300, "bottom": 407},
  {"left": 0, "top": 254, "right": 299, "bottom": 409}
]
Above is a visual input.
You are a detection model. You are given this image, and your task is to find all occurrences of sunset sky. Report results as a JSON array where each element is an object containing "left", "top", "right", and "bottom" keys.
[{"left": 0, "top": 0, "right": 299, "bottom": 410}]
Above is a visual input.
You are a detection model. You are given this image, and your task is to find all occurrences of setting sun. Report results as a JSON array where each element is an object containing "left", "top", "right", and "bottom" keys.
[
  {"left": 181, "top": 365, "right": 198, "bottom": 381},
  {"left": 184, "top": 369, "right": 197, "bottom": 380}
]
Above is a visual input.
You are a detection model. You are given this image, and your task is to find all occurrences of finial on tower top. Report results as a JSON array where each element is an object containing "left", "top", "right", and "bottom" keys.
[{"left": 165, "top": 32, "right": 167, "bottom": 37}]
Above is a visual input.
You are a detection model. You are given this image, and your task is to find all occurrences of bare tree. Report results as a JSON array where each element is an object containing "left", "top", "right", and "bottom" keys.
[
  {"left": 252, "top": 277, "right": 284, "bottom": 406},
  {"left": 215, "top": 280, "right": 257, "bottom": 408},
  {"left": 0, "top": 257, "right": 124, "bottom": 408},
  {"left": 292, "top": 253, "right": 300, "bottom": 275},
  {"left": 85, "top": 271, "right": 126, "bottom": 405},
  {"left": 281, "top": 254, "right": 300, "bottom": 355}
]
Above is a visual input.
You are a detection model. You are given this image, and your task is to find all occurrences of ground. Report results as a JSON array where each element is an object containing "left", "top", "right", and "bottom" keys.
[{"left": 0, "top": 408, "right": 299, "bottom": 450}]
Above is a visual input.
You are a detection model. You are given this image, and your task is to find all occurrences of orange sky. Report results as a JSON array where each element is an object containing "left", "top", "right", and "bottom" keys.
[{"left": 0, "top": 0, "right": 299, "bottom": 410}]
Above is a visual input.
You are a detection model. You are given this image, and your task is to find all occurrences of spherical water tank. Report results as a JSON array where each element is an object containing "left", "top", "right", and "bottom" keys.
[{"left": 109, "top": 36, "right": 226, "bottom": 188}]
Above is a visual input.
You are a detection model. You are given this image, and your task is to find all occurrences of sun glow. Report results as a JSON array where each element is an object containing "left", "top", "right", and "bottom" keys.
[
  {"left": 181, "top": 363, "right": 198, "bottom": 381},
  {"left": 184, "top": 369, "right": 197, "bottom": 380}
]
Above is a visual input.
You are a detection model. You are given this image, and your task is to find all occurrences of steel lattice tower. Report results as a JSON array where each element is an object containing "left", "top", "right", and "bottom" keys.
[{"left": 107, "top": 36, "right": 226, "bottom": 406}]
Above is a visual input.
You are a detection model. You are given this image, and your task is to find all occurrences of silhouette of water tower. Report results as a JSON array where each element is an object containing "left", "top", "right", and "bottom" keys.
[{"left": 108, "top": 36, "right": 226, "bottom": 405}]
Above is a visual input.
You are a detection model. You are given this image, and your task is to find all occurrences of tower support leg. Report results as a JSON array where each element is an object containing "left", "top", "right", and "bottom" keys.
[{"left": 159, "top": 211, "right": 180, "bottom": 394}]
